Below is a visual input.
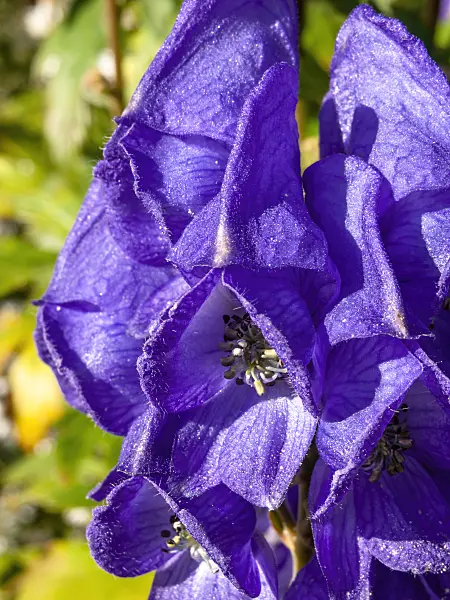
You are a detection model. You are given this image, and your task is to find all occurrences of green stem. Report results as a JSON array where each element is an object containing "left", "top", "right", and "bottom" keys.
[
  {"left": 277, "top": 501, "right": 296, "bottom": 532},
  {"left": 293, "top": 443, "right": 318, "bottom": 574},
  {"left": 269, "top": 502, "right": 297, "bottom": 567},
  {"left": 105, "top": 0, "right": 124, "bottom": 114}
]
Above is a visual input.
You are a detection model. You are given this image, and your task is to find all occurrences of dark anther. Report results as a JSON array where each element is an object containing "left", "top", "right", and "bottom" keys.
[
  {"left": 224, "top": 327, "right": 239, "bottom": 341},
  {"left": 224, "top": 367, "right": 236, "bottom": 379},
  {"left": 220, "top": 356, "right": 235, "bottom": 367},
  {"left": 362, "top": 404, "right": 413, "bottom": 483},
  {"left": 218, "top": 311, "right": 287, "bottom": 395},
  {"left": 218, "top": 341, "right": 233, "bottom": 352},
  {"left": 161, "top": 530, "right": 171, "bottom": 538},
  {"left": 169, "top": 515, "right": 178, "bottom": 524}
]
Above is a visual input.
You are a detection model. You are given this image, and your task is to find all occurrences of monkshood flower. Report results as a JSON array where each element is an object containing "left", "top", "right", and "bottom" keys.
[
  {"left": 113, "top": 61, "right": 339, "bottom": 512},
  {"left": 34, "top": 0, "right": 300, "bottom": 437},
  {"left": 87, "top": 476, "right": 279, "bottom": 599},
  {"left": 297, "top": 5, "right": 450, "bottom": 598},
  {"left": 317, "top": 4, "right": 450, "bottom": 341},
  {"left": 286, "top": 555, "right": 450, "bottom": 599},
  {"left": 308, "top": 381, "right": 450, "bottom": 599},
  {"left": 301, "top": 1, "right": 450, "bottom": 517}
]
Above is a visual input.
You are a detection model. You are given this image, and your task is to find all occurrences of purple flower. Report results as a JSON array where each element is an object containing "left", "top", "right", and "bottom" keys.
[
  {"left": 115, "top": 62, "right": 339, "bottom": 510},
  {"left": 309, "top": 381, "right": 450, "bottom": 599},
  {"left": 34, "top": 0, "right": 300, "bottom": 436},
  {"left": 87, "top": 477, "right": 278, "bottom": 599},
  {"left": 316, "top": 4, "right": 450, "bottom": 339},
  {"left": 301, "top": 0, "right": 450, "bottom": 526},
  {"left": 300, "top": 6, "right": 450, "bottom": 597}
]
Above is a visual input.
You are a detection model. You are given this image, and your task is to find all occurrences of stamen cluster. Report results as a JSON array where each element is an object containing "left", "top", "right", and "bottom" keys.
[
  {"left": 219, "top": 313, "right": 287, "bottom": 396},
  {"left": 161, "top": 515, "right": 192, "bottom": 553},
  {"left": 161, "top": 515, "right": 219, "bottom": 573},
  {"left": 362, "top": 404, "right": 414, "bottom": 483}
]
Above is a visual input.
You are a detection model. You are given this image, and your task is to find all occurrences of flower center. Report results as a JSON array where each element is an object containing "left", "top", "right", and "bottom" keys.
[
  {"left": 160, "top": 515, "right": 219, "bottom": 573},
  {"left": 362, "top": 404, "right": 413, "bottom": 483},
  {"left": 219, "top": 313, "right": 287, "bottom": 396}
]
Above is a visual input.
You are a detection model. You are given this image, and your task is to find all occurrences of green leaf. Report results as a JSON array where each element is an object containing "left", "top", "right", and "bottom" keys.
[
  {"left": 124, "top": 0, "right": 179, "bottom": 97},
  {"left": 298, "top": 51, "right": 329, "bottom": 105},
  {"left": 4, "top": 409, "right": 122, "bottom": 511},
  {"left": 302, "top": 1, "right": 347, "bottom": 71},
  {"left": 14, "top": 540, "right": 154, "bottom": 600},
  {"left": 11, "top": 166, "right": 88, "bottom": 252},
  {"left": 0, "top": 237, "right": 56, "bottom": 298},
  {"left": 54, "top": 410, "right": 122, "bottom": 482},
  {"left": 34, "top": 0, "right": 106, "bottom": 160}
]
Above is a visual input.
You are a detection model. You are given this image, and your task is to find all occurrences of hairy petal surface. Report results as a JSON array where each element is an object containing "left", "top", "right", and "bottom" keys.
[
  {"left": 170, "top": 384, "right": 249, "bottom": 497},
  {"left": 405, "top": 381, "right": 450, "bottom": 472},
  {"left": 150, "top": 553, "right": 277, "bottom": 600},
  {"left": 88, "top": 476, "right": 267, "bottom": 599},
  {"left": 176, "top": 485, "right": 261, "bottom": 597},
  {"left": 35, "top": 180, "right": 187, "bottom": 435},
  {"left": 328, "top": 4, "right": 450, "bottom": 198},
  {"left": 317, "top": 336, "right": 422, "bottom": 472},
  {"left": 138, "top": 272, "right": 235, "bottom": 413},
  {"left": 87, "top": 477, "right": 173, "bottom": 576},
  {"left": 122, "top": 0, "right": 298, "bottom": 145},
  {"left": 355, "top": 462, "right": 450, "bottom": 572},
  {"left": 223, "top": 266, "right": 318, "bottom": 407},
  {"left": 121, "top": 124, "right": 229, "bottom": 245},
  {"left": 304, "top": 154, "right": 406, "bottom": 344},
  {"left": 310, "top": 463, "right": 372, "bottom": 600},
  {"left": 219, "top": 383, "right": 317, "bottom": 509},
  {"left": 171, "top": 63, "right": 327, "bottom": 271},
  {"left": 406, "top": 337, "right": 450, "bottom": 412},
  {"left": 380, "top": 189, "right": 450, "bottom": 332},
  {"left": 94, "top": 125, "right": 171, "bottom": 266},
  {"left": 114, "top": 404, "right": 181, "bottom": 479}
]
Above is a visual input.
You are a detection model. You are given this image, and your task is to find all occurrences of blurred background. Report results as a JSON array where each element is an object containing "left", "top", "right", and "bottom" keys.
[{"left": 0, "top": 0, "right": 448, "bottom": 598}]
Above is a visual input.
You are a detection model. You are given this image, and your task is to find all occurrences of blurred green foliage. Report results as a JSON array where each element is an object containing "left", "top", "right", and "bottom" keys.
[{"left": 0, "top": 0, "right": 448, "bottom": 598}]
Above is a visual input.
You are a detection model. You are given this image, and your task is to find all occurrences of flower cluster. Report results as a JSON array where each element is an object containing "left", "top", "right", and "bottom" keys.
[{"left": 35, "top": 1, "right": 450, "bottom": 599}]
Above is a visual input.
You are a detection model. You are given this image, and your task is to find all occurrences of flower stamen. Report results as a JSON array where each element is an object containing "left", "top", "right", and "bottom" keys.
[
  {"left": 219, "top": 313, "right": 286, "bottom": 395},
  {"left": 160, "top": 514, "right": 219, "bottom": 573},
  {"left": 362, "top": 404, "right": 413, "bottom": 483}
]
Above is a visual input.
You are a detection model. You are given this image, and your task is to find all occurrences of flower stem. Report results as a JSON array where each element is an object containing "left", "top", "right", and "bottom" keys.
[
  {"left": 293, "top": 443, "right": 318, "bottom": 574},
  {"left": 105, "top": 0, "right": 124, "bottom": 115},
  {"left": 269, "top": 444, "right": 318, "bottom": 579},
  {"left": 269, "top": 502, "right": 297, "bottom": 566}
]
